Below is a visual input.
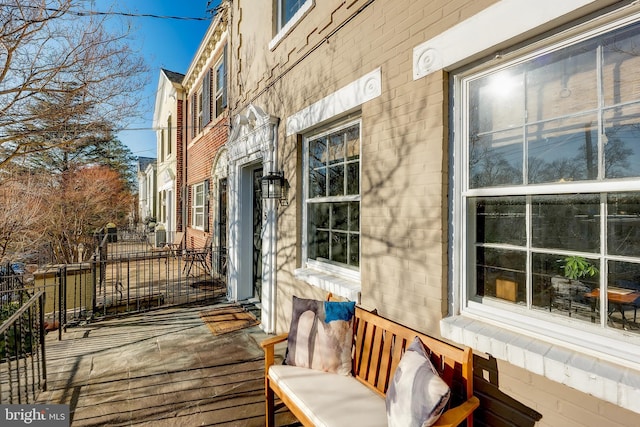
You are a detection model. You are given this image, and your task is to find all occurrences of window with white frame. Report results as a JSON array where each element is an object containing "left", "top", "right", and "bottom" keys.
[
  {"left": 304, "top": 120, "right": 360, "bottom": 274},
  {"left": 277, "top": 0, "right": 306, "bottom": 31},
  {"left": 192, "top": 182, "right": 205, "bottom": 229},
  {"left": 456, "top": 17, "right": 640, "bottom": 346},
  {"left": 215, "top": 49, "right": 227, "bottom": 117},
  {"left": 167, "top": 116, "right": 172, "bottom": 156}
]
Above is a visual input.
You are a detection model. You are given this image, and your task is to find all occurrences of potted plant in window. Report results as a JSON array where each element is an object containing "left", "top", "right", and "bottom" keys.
[
  {"left": 560, "top": 255, "right": 599, "bottom": 281},
  {"left": 552, "top": 255, "right": 598, "bottom": 313}
]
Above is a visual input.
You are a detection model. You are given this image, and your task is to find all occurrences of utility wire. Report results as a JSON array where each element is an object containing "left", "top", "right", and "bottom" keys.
[{"left": 0, "top": 3, "right": 220, "bottom": 21}]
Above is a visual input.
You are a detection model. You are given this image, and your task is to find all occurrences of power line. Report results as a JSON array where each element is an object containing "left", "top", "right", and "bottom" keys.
[{"left": 0, "top": 3, "right": 218, "bottom": 21}]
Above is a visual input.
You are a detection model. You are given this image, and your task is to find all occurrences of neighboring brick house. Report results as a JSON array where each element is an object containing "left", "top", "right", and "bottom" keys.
[
  {"left": 182, "top": 4, "right": 229, "bottom": 253},
  {"left": 226, "top": 0, "right": 640, "bottom": 426},
  {"left": 152, "top": 69, "right": 185, "bottom": 242}
]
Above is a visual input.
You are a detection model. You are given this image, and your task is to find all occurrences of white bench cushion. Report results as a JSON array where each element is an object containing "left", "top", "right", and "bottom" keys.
[{"left": 269, "top": 365, "right": 387, "bottom": 427}]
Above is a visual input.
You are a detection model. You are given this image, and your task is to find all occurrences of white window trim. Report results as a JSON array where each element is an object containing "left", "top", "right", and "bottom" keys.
[
  {"left": 412, "top": 0, "right": 599, "bottom": 80},
  {"left": 446, "top": 9, "right": 640, "bottom": 414},
  {"left": 269, "top": 0, "right": 314, "bottom": 51},
  {"left": 287, "top": 69, "right": 382, "bottom": 300},
  {"left": 191, "top": 182, "right": 205, "bottom": 230},
  {"left": 298, "top": 119, "right": 362, "bottom": 299},
  {"left": 214, "top": 56, "right": 225, "bottom": 118}
]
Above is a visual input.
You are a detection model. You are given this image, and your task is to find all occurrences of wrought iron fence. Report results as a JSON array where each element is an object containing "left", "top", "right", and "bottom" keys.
[
  {"left": 0, "top": 228, "right": 228, "bottom": 403},
  {"left": 0, "top": 290, "right": 47, "bottom": 404}
]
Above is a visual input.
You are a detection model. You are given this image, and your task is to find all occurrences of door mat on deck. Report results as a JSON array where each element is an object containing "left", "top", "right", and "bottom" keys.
[{"left": 200, "top": 304, "right": 260, "bottom": 335}]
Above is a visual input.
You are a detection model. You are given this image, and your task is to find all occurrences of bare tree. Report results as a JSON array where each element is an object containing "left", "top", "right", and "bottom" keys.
[
  {"left": 0, "top": 170, "right": 47, "bottom": 263},
  {"left": 0, "top": 0, "right": 147, "bottom": 166}
]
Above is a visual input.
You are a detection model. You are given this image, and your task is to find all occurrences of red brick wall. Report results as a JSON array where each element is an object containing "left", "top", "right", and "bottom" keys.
[
  {"left": 176, "top": 99, "right": 184, "bottom": 232},
  {"left": 185, "top": 114, "right": 229, "bottom": 248}
]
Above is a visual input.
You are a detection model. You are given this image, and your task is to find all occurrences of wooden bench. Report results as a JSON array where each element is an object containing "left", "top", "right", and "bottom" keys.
[{"left": 261, "top": 306, "right": 479, "bottom": 427}]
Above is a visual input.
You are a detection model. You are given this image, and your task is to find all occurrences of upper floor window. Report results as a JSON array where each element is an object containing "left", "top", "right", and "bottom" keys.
[
  {"left": 167, "top": 116, "right": 172, "bottom": 156},
  {"left": 454, "top": 16, "right": 640, "bottom": 360},
  {"left": 304, "top": 120, "right": 360, "bottom": 276},
  {"left": 215, "top": 50, "right": 227, "bottom": 118},
  {"left": 271, "top": 0, "right": 313, "bottom": 49}
]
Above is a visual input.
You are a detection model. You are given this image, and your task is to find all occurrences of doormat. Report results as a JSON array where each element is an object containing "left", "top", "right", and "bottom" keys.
[{"left": 200, "top": 304, "right": 260, "bottom": 335}]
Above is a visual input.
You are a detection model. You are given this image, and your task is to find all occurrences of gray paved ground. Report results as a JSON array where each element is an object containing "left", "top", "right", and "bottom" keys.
[{"left": 36, "top": 303, "right": 299, "bottom": 426}]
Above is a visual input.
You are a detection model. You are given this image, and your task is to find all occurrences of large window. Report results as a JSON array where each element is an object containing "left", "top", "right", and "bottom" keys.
[
  {"left": 458, "top": 19, "right": 640, "bottom": 342},
  {"left": 304, "top": 121, "right": 360, "bottom": 274}
]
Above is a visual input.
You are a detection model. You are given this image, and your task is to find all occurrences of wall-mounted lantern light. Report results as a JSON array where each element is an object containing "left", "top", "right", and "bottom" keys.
[{"left": 261, "top": 171, "right": 289, "bottom": 206}]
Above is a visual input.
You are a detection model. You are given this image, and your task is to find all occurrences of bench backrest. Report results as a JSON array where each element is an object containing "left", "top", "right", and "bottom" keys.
[{"left": 353, "top": 307, "right": 473, "bottom": 404}]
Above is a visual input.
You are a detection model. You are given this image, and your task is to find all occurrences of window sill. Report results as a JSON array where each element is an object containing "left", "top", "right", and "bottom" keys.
[
  {"left": 440, "top": 315, "right": 640, "bottom": 414},
  {"left": 294, "top": 267, "right": 361, "bottom": 302}
]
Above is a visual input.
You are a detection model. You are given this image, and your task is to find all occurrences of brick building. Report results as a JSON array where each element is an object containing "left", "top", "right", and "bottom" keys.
[
  {"left": 182, "top": 5, "right": 229, "bottom": 251},
  {"left": 225, "top": 0, "right": 640, "bottom": 425}
]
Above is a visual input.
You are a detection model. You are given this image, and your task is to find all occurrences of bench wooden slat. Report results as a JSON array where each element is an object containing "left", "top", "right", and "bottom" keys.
[{"left": 263, "top": 305, "right": 479, "bottom": 427}]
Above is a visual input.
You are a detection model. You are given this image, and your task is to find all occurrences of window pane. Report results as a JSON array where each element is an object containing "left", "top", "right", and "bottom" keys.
[
  {"left": 473, "top": 196, "right": 526, "bottom": 246},
  {"left": 608, "top": 193, "right": 640, "bottom": 256},
  {"left": 531, "top": 194, "right": 600, "bottom": 252},
  {"left": 469, "top": 128, "right": 523, "bottom": 188},
  {"left": 602, "top": 22, "right": 640, "bottom": 106},
  {"left": 474, "top": 247, "right": 526, "bottom": 303},
  {"left": 347, "top": 163, "right": 359, "bottom": 195},
  {"left": 603, "top": 105, "right": 640, "bottom": 178},
  {"left": 527, "top": 115, "right": 598, "bottom": 184},
  {"left": 345, "top": 125, "right": 359, "bottom": 159},
  {"left": 607, "top": 260, "right": 640, "bottom": 334},
  {"left": 328, "top": 132, "right": 344, "bottom": 164},
  {"left": 331, "top": 232, "right": 347, "bottom": 264},
  {"left": 332, "top": 203, "right": 348, "bottom": 231},
  {"left": 309, "top": 203, "right": 329, "bottom": 229},
  {"left": 328, "top": 164, "right": 344, "bottom": 196},
  {"left": 532, "top": 252, "right": 597, "bottom": 323},
  {"left": 282, "top": 0, "right": 304, "bottom": 26},
  {"left": 349, "top": 202, "right": 359, "bottom": 231},
  {"left": 309, "top": 230, "right": 329, "bottom": 261},
  {"left": 309, "top": 137, "right": 326, "bottom": 169},
  {"left": 526, "top": 46, "right": 597, "bottom": 122},
  {"left": 349, "top": 234, "right": 359, "bottom": 267},
  {"left": 309, "top": 167, "right": 326, "bottom": 198},
  {"left": 469, "top": 68, "right": 525, "bottom": 134}
]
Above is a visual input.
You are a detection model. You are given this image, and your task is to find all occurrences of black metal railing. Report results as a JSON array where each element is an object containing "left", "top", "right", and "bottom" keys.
[
  {"left": 0, "top": 290, "right": 47, "bottom": 404},
  {"left": 30, "top": 229, "right": 228, "bottom": 331}
]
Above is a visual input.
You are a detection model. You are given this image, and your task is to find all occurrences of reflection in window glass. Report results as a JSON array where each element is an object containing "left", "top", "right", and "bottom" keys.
[
  {"left": 472, "top": 197, "right": 525, "bottom": 246},
  {"left": 531, "top": 194, "right": 600, "bottom": 252},
  {"left": 461, "top": 18, "right": 640, "bottom": 336},
  {"left": 306, "top": 122, "right": 360, "bottom": 270},
  {"left": 603, "top": 105, "right": 640, "bottom": 178},
  {"left": 527, "top": 115, "right": 598, "bottom": 184},
  {"left": 608, "top": 193, "right": 640, "bottom": 256}
]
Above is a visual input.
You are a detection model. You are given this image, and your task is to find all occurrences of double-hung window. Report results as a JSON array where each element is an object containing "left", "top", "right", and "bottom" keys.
[
  {"left": 215, "top": 49, "right": 227, "bottom": 117},
  {"left": 304, "top": 120, "right": 360, "bottom": 277},
  {"left": 455, "top": 16, "right": 640, "bottom": 358},
  {"left": 192, "top": 182, "right": 205, "bottom": 230}
]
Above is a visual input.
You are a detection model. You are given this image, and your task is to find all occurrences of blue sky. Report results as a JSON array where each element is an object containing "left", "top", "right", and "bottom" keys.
[{"left": 94, "top": 1, "right": 220, "bottom": 158}]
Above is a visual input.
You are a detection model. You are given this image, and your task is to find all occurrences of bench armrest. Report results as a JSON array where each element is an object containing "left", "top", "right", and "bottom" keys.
[
  {"left": 433, "top": 396, "right": 480, "bottom": 427},
  {"left": 261, "top": 333, "right": 289, "bottom": 372}
]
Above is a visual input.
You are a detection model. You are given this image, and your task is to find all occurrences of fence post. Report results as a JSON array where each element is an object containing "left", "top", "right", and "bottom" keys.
[
  {"left": 91, "top": 254, "right": 98, "bottom": 317},
  {"left": 39, "top": 292, "right": 47, "bottom": 391}
]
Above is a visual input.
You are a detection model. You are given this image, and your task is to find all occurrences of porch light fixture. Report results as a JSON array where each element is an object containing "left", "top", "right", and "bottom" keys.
[{"left": 261, "top": 171, "right": 289, "bottom": 205}]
